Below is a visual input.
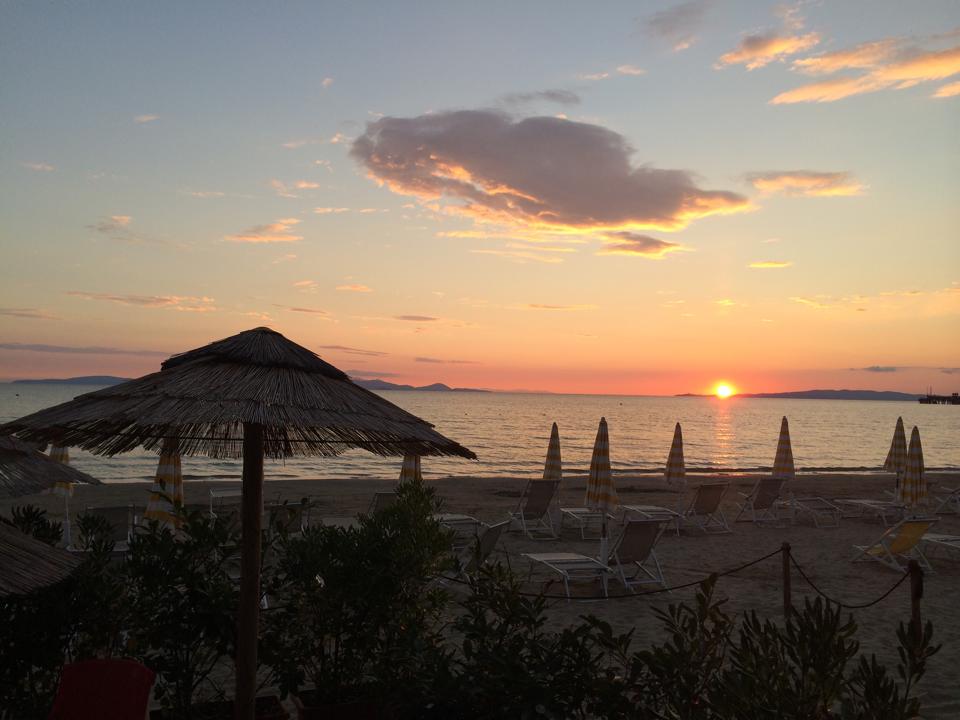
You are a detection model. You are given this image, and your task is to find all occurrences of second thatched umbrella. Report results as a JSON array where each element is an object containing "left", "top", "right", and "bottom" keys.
[{"left": 0, "top": 326, "right": 475, "bottom": 718}]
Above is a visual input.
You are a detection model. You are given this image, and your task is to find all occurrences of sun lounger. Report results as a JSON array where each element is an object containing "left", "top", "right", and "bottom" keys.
[
  {"left": 735, "top": 477, "right": 787, "bottom": 526},
  {"left": 509, "top": 479, "right": 560, "bottom": 539},
  {"left": 620, "top": 504, "right": 682, "bottom": 535},
  {"left": 934, "top": 487, "right": 960, "bottom": 515},
  {"left": 680, "top": 482, "right": 731, "bottom": 534},
  {"left": 460, "top": 520, "right": 510, "bottom": 574},
  {"left": 368, "top": 491, "right": 398, "bottom": 513},
  {"left": 608, "top": 519, "right": 668, "bottom": 592},
  {"left": 435, "top": 512, "right": 482, "bottom": 551},
  {"left": 523, "top": 552, "right": 611, "bottom": 600},
  {"left": 559, "top": 506, "right": 615, "bottom": 539},
  {"left": 834, "top": 498, "right": 905, "bottom": 526},
  {"left": 852, "top": 517, "right": 937, "bottom": 571},
  {"left": 786, "top": 497, "right": 841, "bottom": 528},
  {"left": 921, "top": 533, "right": 960, "bottom": 557}
]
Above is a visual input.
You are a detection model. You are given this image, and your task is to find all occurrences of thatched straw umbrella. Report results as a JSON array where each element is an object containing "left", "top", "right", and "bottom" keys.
[
  {"left": 0, "top": 521, "right": 81, "bottom": 597},
  {"left": 0, "top": 434, "right": 101, "bottom": 498},
  {"left": 1, "top": 327, "right": 475, "bottom": 717}
]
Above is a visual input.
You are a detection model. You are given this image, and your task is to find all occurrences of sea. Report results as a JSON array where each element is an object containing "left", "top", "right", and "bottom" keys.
[{"left": 2, "top": 383, "right": 958, "bottom": 484}]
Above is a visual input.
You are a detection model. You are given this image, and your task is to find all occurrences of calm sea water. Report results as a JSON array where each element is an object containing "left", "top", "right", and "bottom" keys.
[{"left": 2, "top": 383, "right": 958, "bottom": 483}]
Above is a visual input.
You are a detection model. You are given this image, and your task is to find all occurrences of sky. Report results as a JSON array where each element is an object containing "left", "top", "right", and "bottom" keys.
[{"left": 1, "top": 0, "right": 958, "bottom": 395}]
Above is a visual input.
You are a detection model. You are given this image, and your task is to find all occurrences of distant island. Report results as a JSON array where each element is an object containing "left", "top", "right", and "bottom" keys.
[
  {"left": 13, "top": 375, "right": 131, "bottom": 385},
  {"left": 353, "top": 378, "right": 489, "bottom": 393},
  {"left": 677, "top": 389, "right": 921, "bottom": 402}
]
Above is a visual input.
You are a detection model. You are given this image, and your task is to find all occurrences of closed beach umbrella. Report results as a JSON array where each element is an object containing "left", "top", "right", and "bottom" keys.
[
  {"left": 899, "top": 426, "right": 926, "bottom": 509},
  {"left": 585, "top": 417, "right": 617, "bottom": 563},
  {"left": 772, "top": 416, "right": 795, "bottom": 481},
  {"left": 144, "top": 439, "right": 184, "bottom": 527},
  {"left": 398, "top": 453, "right": 422, "bottom": 483},
  {"left": 49, "top": 444, "right": 75, "bottom": 505},
  {"left": 665, "top": 423, "right": 685, "bottom": 489},
  {"left": 883, "top": 417, "right": 907, "bottom": 488},
  {"left": 542, "top": 422, "right": 562, "bottom": 483},
  {"left": 0, "top": 326, "right": 474, "bottom": 719}
]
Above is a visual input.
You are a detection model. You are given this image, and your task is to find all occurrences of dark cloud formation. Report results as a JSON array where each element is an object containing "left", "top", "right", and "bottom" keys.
[
  {"left": 317, "top": 344, "right": 387, "bottom": 357},
  {"left": 68, "top": 291, "right": 216, "bottom": 312},
  {"left": 860, "top": 365, "right": 899, "bottom": 373},
  {"left": 645, "top": 0, "right": 710, "bottom": 51},
  {"left": 394, "top": 315, "right": 438, "bottom": 322},
  {"left": 414, "top": 357, "right": 478, "bottom": 364},
  {"left": 0, "top": 342, "right": 167, "bottom": 356},
  {"left": 499, "top": 89, "right": 581, "bottom": 106},
  {"left": 351, "top": 110, "right": 749, "bottom": 233},
  {"left": 597, "top": 231, "right": 683, "bottom": 258},
  {"left": 346, "top": 369, "right": 403, "bottom": 378},
  {"left": 0, "top": 308, "right": 56, "bottom": 320}
]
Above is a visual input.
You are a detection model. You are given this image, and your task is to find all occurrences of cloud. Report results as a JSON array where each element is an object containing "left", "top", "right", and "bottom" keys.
[
  {"left": 351, "top": 110, "right": 749, "bottom": 235},
  {"left": 0, "top": 342, "right": 167, "bottom": 356},
  {"left": 576, "top": 71, "right": 610, "bottom": 81},
  {"left": 67, "top": 291, "right": 217, "bottom": 312},
  {"left": 314, "top": 207, "right": 350, "bottom": 214},
  {"left": 616, "top": 64, "right": 646, "bottom": 76},
  {"left": 596, "top": 231, "right": 684, "bottom": 259},
  {"left": 500, "top": 89, "right": 581, "bottom": 106},
  {"left": 271, "top": 253, "right": 297, "bottom": 264},
  {"left": 294, "top": 180, "right": 320, "bottom": 190},
  {"left": 0, "top": 308, "right": 57, "bottom": 320},
  {"left": 293, "top": 280, "right": 318, "bottom": 292},
  {"left": 859, "top": 365, "right": 899, "bottom": 373},
  {"left": 86, "top": 215, "right": 157, "bottom": 245},
  {"left": 225, "top": 218, "right": 303, "bottom": 244},
  {"left": 774, "top": 41, "right": 960, "bottom": 104},
  {"left": 346, "top": 368, "right": 403, "bottom": 378},
  {"left": 22, "top": 161, "right": 55, "bottom": 172},
  {"left": 748, "top": 260, "right": 792, "bottom": 269},
  {"left": 933, "top": 80, "right": 960, "bottom": 98},
  {"left": 644, "top": 0, "right": 710, "bottom": 51},
  {"left": 189, "top": 190, "right": 226, "bottom": 198},
  {"left": 281, "top": 306, "right": 329, "bottom": 315},
  {"left": 394, "top": 315, "right": 438, "bottom": 322},
  {"left": 718, "top": 31, "right": 820, "bottom": 70},
  {"left": 714, "top": 299, "right": 737, "bottom": 307},
  {"left": 526, "top": 303, "right": 596, "bottom": 310},
  {"left": 329, "top": 132, "right": 350, "bottom": 144},
  {"left": 746, "top": 171, "right": 865, "bottom": 197},
  {"left": 336, "top": 284, "right": 373, "bottom": 292},
  {"left": 414, "top": 356, "right": 478, "bottom": 364},
  {"left": 790, "top": 296, "right": 831, "bottom": 309},
  {"left": 321, "top": 77, "right": 334, "bottom": 88},
  {"left": 470, "top": 249, "right": 564, "bottom": 264},
  {"left": 271, "top": 179, "right": 319, "bottom": 198},
  {"left": 318, "top": 344, "right": 388, "bottom": 357},
  {"left": 134, "top": 114, "right": 159, "bottom": 124}
]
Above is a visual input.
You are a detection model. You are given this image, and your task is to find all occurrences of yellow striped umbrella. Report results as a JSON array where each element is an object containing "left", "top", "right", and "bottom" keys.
[
  {"left": 883, "top": 416, "right": 907, "bottom": 485},
  {"left": 585, "top": 417, "right": 617, "bottom": 511},
  {"left": 542, "top": 422, "right": 562, "bottom": 483},
  {"left": 48, "top": 445, "right": 75, "bottom": 544},
  {"left": 772, "top": 416, "right": 795, "bottom": 481},
  {"left": 899, "top": 426, "right": 926, "bottom": 508},
  {"left": 145, "top": 439, "right": 183, "bottom": 526},
  {"left": 665, "top": 423, "right": 685, "bottom": 489},
  {"left": 398, "top": 453, "right": 422, "bottom": 483}
]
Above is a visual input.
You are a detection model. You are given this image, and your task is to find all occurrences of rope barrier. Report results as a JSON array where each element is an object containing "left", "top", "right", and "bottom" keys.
[{"left": 788, "top": 552, "right": 910, "bottom": 610}]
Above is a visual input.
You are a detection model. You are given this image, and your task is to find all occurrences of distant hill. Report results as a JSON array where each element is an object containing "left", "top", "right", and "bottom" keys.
[
  {"left": 354, "top": 378, "right": 489, "bottom": 393},
  {"left": 13, "top": 375, "right": 130, "bottom": 385},
  {"left": 677, "top": 389, "right": 921, "bottom": 401}
]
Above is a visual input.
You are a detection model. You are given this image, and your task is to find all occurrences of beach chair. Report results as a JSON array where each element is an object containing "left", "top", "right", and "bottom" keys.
[
  {"left": 852, "top": 517, "right": 937, "bottom": 572},
  {"left": 834, "top": 498, "right": 905, "bottom": 526},
  {"left": 434, "top": 512, "right": 482, "bottom": 551},
  {"left": 679, "top": 482, "right": 731, "bottom": 534},
  {"left": 460, "top": 520, "right": 510, "bottom": 574},
  {"left": 735, "top": 477, "right": 787, "bottom": 526},
  {"left": 509, "top": 479, "right": 560, "bottom": 539},
  {"left": 559, "top": 506, "right": 615, "bottom": 539},
  {"left": 368, "top": 491, "right": 398, "bottom": 513},
  {"left": 934, "top": 487, "right": 960, "bottom": 515},
  {"left": 621, "top": 504, "right": 683, "bottom": 535},
  {"left": 787, "top": 496, "right": 841, "bottom": 528},
  {"left": 522, "top": 552, "right": 611, "bottom": 600},
  {"left": 48, "top": 658, "right": 155, "bottom": 720},
  {"left": 920, "top": 533, "right": 960, "bottom": 558},
  {"left": 608, "top": 519, "right": 668, "bottom": 592}
]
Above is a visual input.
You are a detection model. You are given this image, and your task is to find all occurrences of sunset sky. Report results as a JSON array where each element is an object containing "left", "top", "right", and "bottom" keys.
[{"left": 1, "top": 1, "right": 958, "bottom": 395}]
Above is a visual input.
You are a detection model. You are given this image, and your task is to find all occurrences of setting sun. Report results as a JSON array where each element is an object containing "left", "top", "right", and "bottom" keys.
[{"left": 714, "top": 382, "right": 736, "bottom": 399}]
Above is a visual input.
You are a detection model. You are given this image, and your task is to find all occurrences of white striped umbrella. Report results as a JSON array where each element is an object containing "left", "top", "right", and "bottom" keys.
[
  {"left": 898, "top": 426, "right": 926, "bottom": 509},
  {"left": 586, "top": 418, "right": 617, "bottom": 562},
  {"left": 398, "top": 453, "right": 422, "bottom": 483},
  {"left": 542, "top": 422, "right": 562, "bottom": 483},
  {"left": 145, "top": 439, "right": 184, "bottom": 527},
  {"left": 49, "top": 445, "right": 75, "bottom": 544},
  {"left": 883, "top": 416, "right": 907, "bottom": 487},
  {"left": 665, "top": 423, "right": 685, "bottom": 489},
  {"left": 772, "top": 416, "right": 795, "bottom": 481}
]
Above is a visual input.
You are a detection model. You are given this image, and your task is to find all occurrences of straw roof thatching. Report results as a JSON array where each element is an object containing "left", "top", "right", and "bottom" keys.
[
  {"left": 0, "top": 521, "right": 81, "bottom": 596},
  {"left": 0, "top": 435, "right": 101, "bottom": 498},
  {"left": 1, "top": 327, "right": 476, "bottom": 460}
]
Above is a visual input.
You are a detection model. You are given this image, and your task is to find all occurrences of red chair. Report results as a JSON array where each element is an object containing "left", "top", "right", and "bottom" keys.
[{"left": 48, "top": 658, "right": 155, "bottom": 720}]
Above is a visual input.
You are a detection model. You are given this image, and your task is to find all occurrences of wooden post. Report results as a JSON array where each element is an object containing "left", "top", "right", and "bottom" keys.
[
  {"left": 781, "top": 542, "right": 792, "bottom": 616},
  {"left": 908, "top": 559, "right": 923, "bottom": 643},
  {"left": 235, "top": 423, "right": 264, "bottom": 720}
]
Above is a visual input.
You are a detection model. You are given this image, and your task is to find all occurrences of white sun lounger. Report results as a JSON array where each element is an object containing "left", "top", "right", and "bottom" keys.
[
  {"left": 834, "top": 498, "right": 906, "bottom": 526},
  {"left": 523, "top": 552, "right": 612, "bottom": 600},
  {"left": 680, "top": 482, "right": 731, "bottom": 534},
  {"left": 559, "top": 507, "right": 616, "bottom": 539},
  {"left": 920, "top": 533, "right": 960, "bottom": 558},
  {"left": 934, "top": 487, "right": 960, "bottom": 515},
  {"left": 735, "top": 477, "right": 787, "bottom": 526},
  {"left": 509, "top": 479, "right": 560, "bottom": 539},
  {"left": 620, "top": 504, "right": 682, "bottom": 535},
  {"left": 786, "top": 496, "right": 841, "bottom": 528}
]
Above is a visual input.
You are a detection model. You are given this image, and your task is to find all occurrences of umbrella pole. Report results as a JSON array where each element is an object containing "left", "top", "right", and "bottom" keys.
[{"left": 235, "top": 423, "right": 264, "bottom": 720}]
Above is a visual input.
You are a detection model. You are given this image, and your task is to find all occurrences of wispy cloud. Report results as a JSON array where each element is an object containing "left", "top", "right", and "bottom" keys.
[
  {"left": 394, "top": 315, "right": 438, "bottom": 322},
  {"left": 790, "top": 296, "right": 832, "bottom": 309},
  {"left": 134, "top": 114, "right": 159, "bottom": 124},
  {"left": 748, "top": 260, "right": 793, "bottom": 269},
  {"left": 277, "top": 306, "right": 329, "bottom": 316},
  {"left": 270, "top": 179, "right": 319, "bottom": 198},
  {"left": 0, "top": 308, "right": 57, "bottom": 320},
  {"left": 858, "top": 365, "right": 899, "bottom": 373},
  {"left": 21, "top": 161, "right": 55, "bottom": 172},
  {"left": 933, "top": 80, "right": 960, "bottom": 98},
  {"left": 714, "top": 299, "right": 738, "bottom": 307},
  {"left": 576, "top": 71, "right": 610, "bottom": 81},
  {"left": 470, "top": 249, "right": 564, "bottom": 264},
  {"left": 225, "top": 218, "right": 303, "bottom": 244},
  {"left": 67, "top": 291, "right": 217, "bottom": 312},
  {"left": 351, "top": 110, "right": 749, "bottom": 236},
  {"left": 346, "top": 368, "right": 403, "bottom": 378},
  {"left": 336, "top": 284, "right": 373, "bottom": 292},
  {"left": 318, "top": 344, "right": 388, "bottom": 357},
  {"left": 526, "top": 303, "right": 597, "bottom": 311},
  {"left": 293, "top": 280, "right": 318, "bottom": 292},
  {"left": 189, "top": 190, "right": 226, "bottom": 198},
  {"left": 321, "top": 77, "right": 334, "bottom": 88},
  {"left": 500, "top": 89, "right": 581, "bottom": 106},
  {"left": 644, "top": 0, "right": 710, "bottom": 51},
  {"left": 314, "top": 207, "right": 350, "bottom": 214},
  {"left": 718, "top": 31, "right": 820, "bottom": 70},
  {"left": 616, "top": 64, "right": 646, "bottom": 76},
  {"left": 86, "top": 215, "right": 158, "bottom": 245},
  {"left": 747, "top": 171, "right": 865, "bottom": 197},
  {"left": 596, "top": 231, "right": 684, "bottom": 259},
  {"left": 0, "top": 342, "right": 166, "bottom": 356},
  {"left": 271, "top": 253, "right": 297, "bottom": 264},
  {"left": 414, "top": 356, "right": 478, "bottom": 364}
]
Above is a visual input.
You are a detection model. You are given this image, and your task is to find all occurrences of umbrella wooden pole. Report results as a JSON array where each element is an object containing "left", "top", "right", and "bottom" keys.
[{"left": 235, "top": 423, "right": 264, "bottom": 720}]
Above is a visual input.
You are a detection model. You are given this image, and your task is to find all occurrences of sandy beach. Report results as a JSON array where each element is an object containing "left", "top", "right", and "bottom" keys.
[{"left": 5, "top": 471, "right": 960, "bottom": 717}]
